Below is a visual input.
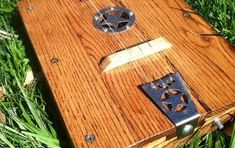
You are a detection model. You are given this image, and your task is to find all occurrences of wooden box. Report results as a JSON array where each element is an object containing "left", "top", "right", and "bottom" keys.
[{"left": 18, "top": 0, "right": 235, "bottom": 147}]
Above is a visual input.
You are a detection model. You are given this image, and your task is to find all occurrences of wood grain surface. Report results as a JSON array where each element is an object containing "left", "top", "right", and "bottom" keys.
[{"left": 18, "top": 0, "right": 235, "bottom": 147}]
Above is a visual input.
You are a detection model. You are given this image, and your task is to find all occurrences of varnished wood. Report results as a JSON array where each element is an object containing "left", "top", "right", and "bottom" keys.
[{"left": 18, "top": 0, "right": 235, "bottom": 147}]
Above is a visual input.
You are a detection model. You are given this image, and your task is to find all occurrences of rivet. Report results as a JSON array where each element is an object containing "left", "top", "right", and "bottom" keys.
[
  {"left": 163, "top": 84, "right": 168, "bottom": 89},
  {"left": 27, "top": 5, "right": 33, "bottom": 11},
  {"left": 214, "top": 117, "right": 224, "bottom": 130},
  {"left": 50, "top": 57, "right": 59, "bottom": 64},
  {"left": 110, "top": 7, "right": 114, "bottom": 11},
  {"left": 151, "top": 83, "right": 157, "bottom": 89},
  {"left": 103, "top": 28, "right": 108, "bottom": 32},
  {"left": 183, "top": 12, "right": 190, "bottom": 17},
  {"left": 170, "top": 77, "right": 175, "bottom": 82},
  {"left": 94, "top": 15, "right": 99, "bottom": 21},
  {"left": 182, "top": 124, "right": 193, "bottom": 136},
  {"left": 129, "top": 11, "right": 134, "bottom": 16},
  {"left": 85, "top": 134, "right": 95, "bottom": 144}
]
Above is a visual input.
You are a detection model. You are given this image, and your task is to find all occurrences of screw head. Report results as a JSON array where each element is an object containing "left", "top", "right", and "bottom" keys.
[
  {"left": 129, "top": 11, "right": 134, "bottom": 16},
  {"left": 169, "top": 77, "right": 175, "bottom": 82},
  {"left": 103, "top": 28, "right": 108, "bottom": 32},
  {"left": 50, "top": 57, "right": 59, "bottom": 64},
  {"left": 151, "top": 84, "right": 156, "bottom": 89},
  {"left": 85, "top": 134, "right": 95, "bottom": 144},
  {"left": 110, "top": 7, "right": 114, "bottom": 11},
  {"left": 125, "top": 25, "right": 130, "bottom": 29},
  {"left": 183, "top": 12, "right": 190, "bottom": 17},
  {"left": 27, "top": 6, "right": 33, "bottom": 11},
  {"left": 163, "top": 84, "right": 168, "bottom": 89},
  {"left": 94, "top": 15, "right": 99, "bottom": 21}
]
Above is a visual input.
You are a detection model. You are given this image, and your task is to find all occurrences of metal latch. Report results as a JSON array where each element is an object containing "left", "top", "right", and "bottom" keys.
[{"left": 140, "top": 72, "right": 200, "bottom": 139}]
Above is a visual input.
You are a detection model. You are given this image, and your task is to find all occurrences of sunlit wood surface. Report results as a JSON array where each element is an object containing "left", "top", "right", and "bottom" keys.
[{"left": 18, "top": 0, "right": 235, "bottom": 147}]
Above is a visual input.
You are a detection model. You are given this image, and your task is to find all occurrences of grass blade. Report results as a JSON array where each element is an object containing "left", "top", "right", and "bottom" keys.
[{"left": 230, "top": 122, "right": 235, "bottom": 148}]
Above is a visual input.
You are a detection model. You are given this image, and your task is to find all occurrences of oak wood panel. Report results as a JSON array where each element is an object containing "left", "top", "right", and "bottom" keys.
[{"left": 18, "top": 0, "right": 235, "bottom": 147}]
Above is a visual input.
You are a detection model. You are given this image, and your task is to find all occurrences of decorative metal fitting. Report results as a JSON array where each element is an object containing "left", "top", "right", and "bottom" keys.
[
  {"left": 93, "top": 6, "right": 136, "bottom": 33},
  {"left": 140, "top": 72, "right": 200, "bottom": 139}
]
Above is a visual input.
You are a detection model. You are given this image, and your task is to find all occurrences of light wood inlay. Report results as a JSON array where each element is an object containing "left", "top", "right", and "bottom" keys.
[{"left": 100, "top": 37, "right": 172, "bottom": 72}]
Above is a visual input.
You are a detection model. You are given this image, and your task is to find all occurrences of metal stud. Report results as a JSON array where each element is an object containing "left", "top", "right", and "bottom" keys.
[
  {"left": 170, "top": 77, "right": 175, "bottom": 82},
  {"left": 182, "top": 124, "right": 193, "bottom": 137},
  {"left": 50, "top": 57, "right": 59, "bottom": 64},
  {"left": 151, "top": 83, "right": 156, "bottom": 89},
  {"left": 183, "top": 12, "right": 190, "bottom": 17},
  {"left": 125, "top": 25, "right": 130, "bottom": 29},
  {"left": 110, "top": 7, "right": 114, "bottom": 11},
  {"left": 85, "top": 134, "right": 95, "bottom": 144},
  {"left": 94, "top": 15, "right": 99, "bottom": 21},
  {"left": 103, "top": 28, "right": 108, "bottom": 32},
  {"left": 214, "top": 117, "right": 224, "bottom": 130},
  {"left": 163, "top": 84, "right": 168, "bottom": 89},
  {"left": 27, "top": 6, "right": 33, "bottom": 11},
  {"left": 129, "top": 11, "right": 134, "bottom": 16}
]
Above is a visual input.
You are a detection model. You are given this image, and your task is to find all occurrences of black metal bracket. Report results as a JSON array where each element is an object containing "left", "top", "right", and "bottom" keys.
[{"left": 140, "top": 72, "right": 200, "bottom": 139}]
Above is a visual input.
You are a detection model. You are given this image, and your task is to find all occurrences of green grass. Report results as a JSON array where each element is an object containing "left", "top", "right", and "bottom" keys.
[
  {"left": 181, "top": 130, "right": 232, "bottom": 148},
  {"left": 186, "top": 0, "right": 235, "bottom": 45},
  {"left": 0, "top": 0, "right": 234, "bottom": 147},
  {"left": 185, "top": 0, "right": 235, "bottom": 147},
  {"left": 0, "top": 0, "right": 60, "bottom": 147}
]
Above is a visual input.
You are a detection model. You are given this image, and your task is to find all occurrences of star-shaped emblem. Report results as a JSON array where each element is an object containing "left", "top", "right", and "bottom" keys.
[
  {"left": 162, "top": 90, "right": 188, "bottom": 112},
  {"left": 100, "top": 11, "right": 129, "bottom": 29}
]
